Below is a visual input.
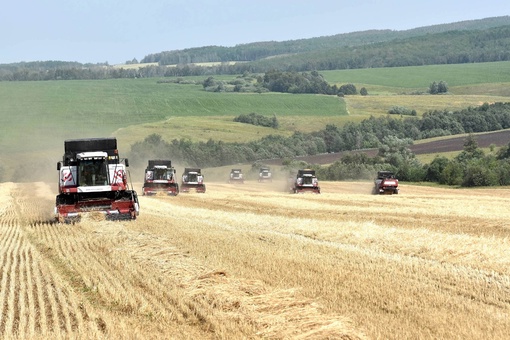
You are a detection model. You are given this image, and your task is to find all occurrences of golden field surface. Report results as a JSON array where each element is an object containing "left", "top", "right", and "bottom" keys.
[{"left": 1, "top": 179, "right": 510, "bottom": 339}]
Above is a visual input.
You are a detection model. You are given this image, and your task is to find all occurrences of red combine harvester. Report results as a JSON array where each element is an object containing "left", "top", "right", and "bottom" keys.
[
  {"left": 374, "top": 170, "right": 399, "bottom": 195},
  {"left": 55, "top": 138, "right": 139, "bottom": 223},
  {"left": 291, "top": 169, "right": 321, "bottom": 194},
  {"left": 229, "top": 169, "right": 244, "bottom": 184},
  {"left": 181, "top": 168, "right": 206, "bottom": 193},
  {"left": 142, "top": 160, "right": 179, "bottom": 196}
]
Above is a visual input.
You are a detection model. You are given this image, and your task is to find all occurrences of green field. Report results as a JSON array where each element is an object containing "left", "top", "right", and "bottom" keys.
[
  {"left": 0, "top": 61, "right": 509, "bottom": 180},
  {"left": 0, "top": 79, "right": 346, "bottom": 153},
  {"left": 322, "top": 61, "right": 510, "bottom": 91}
]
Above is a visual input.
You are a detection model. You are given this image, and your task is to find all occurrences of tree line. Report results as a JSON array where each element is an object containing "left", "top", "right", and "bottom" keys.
[
  {"left": 246, "top": 26, "right": 510, "bottom": 73},
  {"left": 141, "top": 17, "right": 510, "bottom": 66},
  {"left": 128, "top": 102, "right": 510, "bottom": 187},
  {"left": 2, "top": 23, "right": 510, "bottom": 81},
  {"left": 200, "top": 71, "right": 363, "bottom": 96}
]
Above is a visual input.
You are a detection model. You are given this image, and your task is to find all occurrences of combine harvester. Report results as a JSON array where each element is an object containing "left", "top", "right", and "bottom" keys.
[
  {"left": 258, "top": 167, "right": 272, "bottom": 182},
  {"left": 55, "top": 137, "right": 139, "bottom": 223},
  {"left": 229, "top": 169, "right": 244, "bottom": 184},
  {"left": 142, "top": 160, "right": 179, "bottom": 196},
  {"left": 181, "top": 168, "right": 206, "bottom": 193},
  {"left": 373, "top": 170, "right": 399, "bottom": 194},
  {"left": 291, "top": 169, "right": 321, "bottom": 194}
]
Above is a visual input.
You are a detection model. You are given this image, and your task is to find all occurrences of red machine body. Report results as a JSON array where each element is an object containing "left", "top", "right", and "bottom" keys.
[{"left": 374, "top": 171, "right": 399, "bottom": 195}]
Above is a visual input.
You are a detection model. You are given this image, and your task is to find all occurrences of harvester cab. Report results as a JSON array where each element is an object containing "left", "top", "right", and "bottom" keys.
[
  {"left": 229, "top": 169, "right": 244, "bottom": 184},
  {"left": 292, "top": 169, "right": 320, "bottom": 194},
  {"left": 55, "top": 138, "right": 139, "bottom": 223},
  {"left": 142, "top": 160, "right": 179, "bottom": 196},
  {"left": 374, "top": 170, "right": 399, "bottom": 195},
  {"left": 181, "top": 168, "right": 206, "bottom": 193},
  {"left": 258, "top": 167, "right": 272, "bottom": 182},
  {"left": 77, "top": 153, "right": 109, "bottom": 186}
]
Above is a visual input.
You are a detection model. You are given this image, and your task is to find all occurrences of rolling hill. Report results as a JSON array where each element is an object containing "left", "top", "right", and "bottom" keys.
[{"left": 141, "top": 16, "right": 510, "bottom": 65}]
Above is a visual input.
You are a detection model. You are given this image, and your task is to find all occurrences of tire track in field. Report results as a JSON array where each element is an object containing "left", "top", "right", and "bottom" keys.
[
  {"left": 126, "top": 195, "right": 370, "bottom": 339},
  {"left": 0, "top": 183, "right": 106, "bottom": 339},
  {"left": 31, "top": 221, "right": 193, "bottom": 321},
  {"left": 21, "top": 188, "right": 221, "bottom": 338},
  {"left": 136, "top": 188, "right": 510, "bottom": 339}
]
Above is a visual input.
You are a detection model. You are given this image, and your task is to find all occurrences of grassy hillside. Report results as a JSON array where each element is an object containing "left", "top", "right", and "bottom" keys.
[
  {"left": 322, "top": 61, "right": 510, "bottom": 90},
  {"left": 0, "top": 77, "right": 347, "bottom": 180},
  {"left": 323, "top": 62, "right": 510, "bottom": 117},
  {"left": 0, "top": 79, "right": 345, "bottom": 151},
  {"left": 141, "top": 16, "right": 510, "bottom": 65}
]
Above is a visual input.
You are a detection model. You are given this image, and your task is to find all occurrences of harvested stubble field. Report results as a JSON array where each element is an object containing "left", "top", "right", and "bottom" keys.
[{"left": 1, "top": 180, "right": 510, "bottom": 339}]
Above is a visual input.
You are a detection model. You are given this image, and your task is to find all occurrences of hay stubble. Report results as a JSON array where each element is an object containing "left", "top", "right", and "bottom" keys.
[{"left": 0, "top": 180, "right": 509, "bottom": 339}]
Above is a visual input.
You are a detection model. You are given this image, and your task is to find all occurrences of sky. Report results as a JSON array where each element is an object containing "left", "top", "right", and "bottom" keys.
[{"left": 1, "top": 0, "right": 509, "bottom": 65}]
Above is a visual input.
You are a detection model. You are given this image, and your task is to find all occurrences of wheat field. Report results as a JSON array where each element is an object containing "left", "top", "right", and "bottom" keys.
[{"left": 1, "top": 179, "right": 509, "bottom": 339}]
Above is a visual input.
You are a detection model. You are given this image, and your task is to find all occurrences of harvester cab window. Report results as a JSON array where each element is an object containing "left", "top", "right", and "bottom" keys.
[
  {"left": 188, "top": 173, "right": 198, "bottom": 182},
  {"left": 154, "top": 169, "right": 168, "bottom": 180},
  {"left": 303, "top": 176, "right": 313, "bottom": 185},
  {"left": 79, "top": 159, "right": 108, "bottom": 186},
  {"left": 146, "top": 171, "right": 154, "bottom": 180},
  {"left": 378, "top": 171, "right": 394, "bottom": 180},
  {"left": 165, "top": 170, "right": 173, "bottom": 180}
]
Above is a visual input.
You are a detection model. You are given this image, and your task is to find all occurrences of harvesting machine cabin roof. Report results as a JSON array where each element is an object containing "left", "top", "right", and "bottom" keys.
[
  {"left": 377, "top": 170, "right": 395, "bottom": 179},
  {"left": 184, "top": 167, "right": 202, "bottom": 174},
  {"left": 297, "top": 169, "right": 316, "bottom": 177},
  {"left": 62, "top": 138, "right": 120, "bottom": 165},
  {"left": 147, "top": 159, "right": 173, "bottom": 168}
]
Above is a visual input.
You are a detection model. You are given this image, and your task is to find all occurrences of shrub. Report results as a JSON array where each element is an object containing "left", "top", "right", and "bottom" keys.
[
  {"left": 233, "top": 113, "right": 279, "bottom": 128},
  {"left": 338, "top": 84, "right": 357, "bottom": 95},
  {"left": 388, "top": 106, "right": 417, "bottom": 116},
  {"left": 429, "top": 80, "right": 448, "bottom": 94}
]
